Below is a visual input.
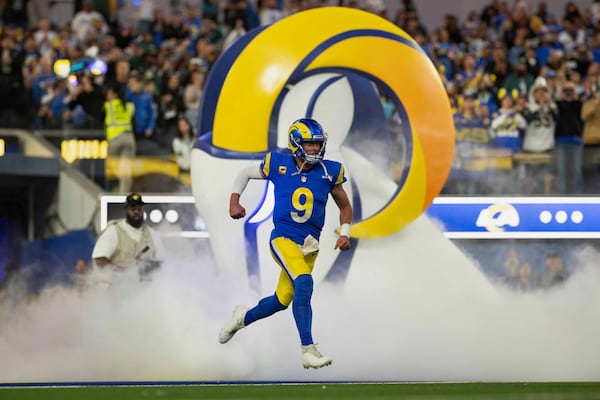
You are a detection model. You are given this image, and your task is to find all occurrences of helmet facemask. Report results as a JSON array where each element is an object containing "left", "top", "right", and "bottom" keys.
[{"left": 288, "top": 118, "right": 328, "bottom": 164}]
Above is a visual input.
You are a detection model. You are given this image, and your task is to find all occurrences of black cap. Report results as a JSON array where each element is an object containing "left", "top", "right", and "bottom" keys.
[{"left": 124, "top": 193, "right": 144, "bottom": 207}]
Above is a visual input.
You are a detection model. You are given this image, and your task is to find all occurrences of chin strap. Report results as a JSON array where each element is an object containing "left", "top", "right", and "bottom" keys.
[
  {"left": 291, "top": 159, "right": 333, "bottom": 182},
  {"left": 319, "top": 161, "right": 333, "bottom": 182},
  {"left": 291, "top": 159, "right": 332, "bottom": 182},
  {"left": 292, "top": 159, "right": 308, "bottom": 176}
]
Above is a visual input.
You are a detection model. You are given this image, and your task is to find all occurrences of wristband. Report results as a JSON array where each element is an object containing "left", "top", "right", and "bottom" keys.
[{"left": 340, "top": 223, "right": 351, "bottom": 237}]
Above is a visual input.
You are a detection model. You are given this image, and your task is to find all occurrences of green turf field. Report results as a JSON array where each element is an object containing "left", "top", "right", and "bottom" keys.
[{"left": 2, "top": 382, "right": 600, "bottom": 400}]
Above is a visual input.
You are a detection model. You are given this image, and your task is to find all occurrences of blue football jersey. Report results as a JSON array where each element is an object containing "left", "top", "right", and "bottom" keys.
[{"left": 260, "top": 151, "right": 346, "bottom": 245}]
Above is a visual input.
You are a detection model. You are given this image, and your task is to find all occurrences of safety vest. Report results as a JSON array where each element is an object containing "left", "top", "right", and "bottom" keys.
[{"left": 104, "top": 99, "right": 135, "bottom": 141}]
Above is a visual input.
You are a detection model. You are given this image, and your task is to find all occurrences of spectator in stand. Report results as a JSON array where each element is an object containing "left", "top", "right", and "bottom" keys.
[
  {"left": 442, "top": 13, "right": 463, "bottom": 45},
  {"left": 53, "top": 29, "right": 75, "bottom": 59},
  {"left": 580, "top": 7, "right": 596, "bottom": 35},
  {"left": 515, "top": 262, "right": 536, "bottom": 292},
  {"left": 260, "top": 0, "right": 284, "bottom": 26},
  {"left": 430, "top": 27, "right": 460, "bottom": 83},
  {"left": 104, "top": 58, "right": 130, "bottom": 89},
  {"left": 281, "top": 0, "right": 300, "bottom": 18},
  {"left": 475, "top": 73, "right": 499, "bottom": 116},
  {"left": 445, "top": 81, "right": 460, "bottom": 113},
  {"left": 183, "top": 4, "right": 203, "bottom": 37},
  {"left": 68, "top": 74, "right": 105, "bottom": 129},
  {"left": 454, "top": 53, "right": 484, "bottom": 93},
  {"left": 489, "top": 88, "right": 527, "bottom": 194},
  {"left": 97, "top": 34, "right": 117, "bottom": 60},
  {"left": 536, "top": 32, "right": 556, "bottom": 67},
  {"left": 546, "top": 48, "right": 568, "bottom": 76},
  {"left": 28, "top": 56, "right": 55, "bottom": 111},
  {"left": 103, "top": 81, "right": 135, "bottom": 193},
  {"left": 36, "top": 79, "right": 70, "bottom": 129},
  {"left": 492, "top": 1, "right": 510, "bottom": 31},
  {"left": 534, "top": 1, "right": 552, "bottom": 24},
  {"left": 163, "top": 10, "right": 190, "bottom": 42},
  {"left": 198, "top": 18, "right": 223, "bottom": 52},
  {"left": 522, "top": 42, "right": 542, "bottom": 78},
  {"left": 203, "top": 0, "right": 220, "bottom": 23},
  {"left": 521, "top": 77, "right": 557, "bottom": 195},
  {"left": 223, "top": 0, "right": 242, "bottom": 28},
  {"left": 558, "top": 19, "right": 585, "bottom": 58},
  {"left": 499, "top": 248, "right": 536, "bottom": 293},
  {"left": 485, "top": 43, "right": 510, "bottom": 92},
  {"left": 446, "top": 91, "right": 490, "bottom": 195},
  {"left": 172, "top": 116, "right": 195, "bottom": 174},
  {"left": 138, "top": 30, "right": 158, "bottom": 60},
  {"left": 21, "top": 37, "right": 40, "bottom": 69},
  {"left": 530, "top": 16, "right": 547, "bottom": 38},
  {"left": 21, "top": 54, "right": 38, "bottom": 122},
  {"left": 465, "top": 20, "right": 490, "bottom": 61},
  {"left": 1, "top": 0, "right": 29, "bottom": 27},
  {"left": 136, "top": 0, "right": 155, "bottom": 34},
  {"left": 183, "top": 67, "right": 205, "bottom": 134},
  {"left": 570, "top": 69, "right": 586, "bottom": 97},
  {"left": 515, "top": 90, "right": 529, "bottom": 115},
  {"left": 33, "top": 17, "right": 58, "bottom": 58},
  {"left": 393, "top": 7, "right": 408, "bottom": 28},
  {"left": 479, "top": 102, "right": 492, "bottom": 131},
  {"left": 462, "top": 9, "right": 480, "bottom": 34},
  {"left": 586, "top": 61, "right": 600, "bottom": 84},
  {"left": 538, "top": 251, "right": 569, "bottom": 290},
  {"left": 592, "top": 0, "right": 600, "bottom": 25},
  {"left": 86, "top": 16, "right": 111, "bottom": 44},
  {"left": 192, "top": 36, "right": 218, "bottom": 73},
  {"left": 114, "top": 24, "right": 136, "bottom": 50},
  {"left": 503, "top": 56, "right": 536, "bottom": 95},
  {"left": 404, "top": 13, "right": 428, "bottom": 40},
  {"left": 569, "top": 43, "right": 593, "bottom": 79},
  {"left": 158, "top": 73, "right": 185, "bottom": 149},
  {"left": 543, "top": 69, "right": 561, "bottom": 99},
  {"left": 126, "top": 74, "right": 158, "bottom": 155},
  {"left": 554, "top": 78, "right": 584, "bottom": 194},
  {"left": 498, "top": 245, "right": 519, "bottom": 289},
  {"left": 480, "top": 4, "right": 497, "bottom": 28},
  {"left": 143, "top": 77, "right": 158, "bottom": 101},
  {"left": 507, "top": 31, "right": 527, "bottom": 68},
  {"left": 71, "top": 0, "right": 109, "bottom": 45},
  {"left": 0, "top": 30, "right": 25, "bottom": 128},
  {"left": 580, "top": 75, "right": 600, "bottom": 192},
  {"left": 222, "top": 17, "right": 247, "bottom": 51},
  {"left": 150, "top": 8, "right": 167, "bottom": 47}
]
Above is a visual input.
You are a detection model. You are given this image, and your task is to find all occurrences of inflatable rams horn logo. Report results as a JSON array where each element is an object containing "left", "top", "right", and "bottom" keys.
[{"left": 191, "top": 7, "right": 454, "bottom": 284}]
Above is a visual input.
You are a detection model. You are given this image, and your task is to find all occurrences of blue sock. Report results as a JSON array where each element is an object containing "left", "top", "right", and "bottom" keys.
[
  {"left": 244, "top": 294, "right": 287, "bottom": 326},
  {"left": 292, "top": 274, "right": 314, "bottom": 346}
]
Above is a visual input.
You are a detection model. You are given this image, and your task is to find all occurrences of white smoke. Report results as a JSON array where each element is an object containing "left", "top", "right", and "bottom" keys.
[{"left": 1, "top": 229, "right": 599, "bottom": 383}]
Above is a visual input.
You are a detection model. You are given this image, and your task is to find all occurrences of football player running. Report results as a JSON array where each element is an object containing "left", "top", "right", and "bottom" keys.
[{"left": 219, "top": 118, "right": 353, "bottom": 369}]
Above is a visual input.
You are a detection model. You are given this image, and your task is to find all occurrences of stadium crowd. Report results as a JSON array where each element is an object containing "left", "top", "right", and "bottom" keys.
[
  {"left": 1, "top": 0, "right": 600, "bottom": 197},
  {"left": 4, "top": 0, "right": 598, "bottom": 301}
]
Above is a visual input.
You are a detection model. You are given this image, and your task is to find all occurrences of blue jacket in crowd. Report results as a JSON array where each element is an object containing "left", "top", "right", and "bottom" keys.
[{"left": 126, "top": 88, "right": 156, "bottom": 135}]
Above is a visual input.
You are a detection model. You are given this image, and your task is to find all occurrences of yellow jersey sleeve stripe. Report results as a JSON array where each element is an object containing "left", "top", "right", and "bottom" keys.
[
  {"left": 335, "top": 164, "right": 345, "bottom": 185},
  {"left": 262, "top": 152, "right": 272, "bottom": 177}
]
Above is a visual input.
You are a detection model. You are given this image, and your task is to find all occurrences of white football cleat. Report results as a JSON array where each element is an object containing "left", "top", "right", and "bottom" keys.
[
  {"left": 301, "top": 344, "right": 332, "bottom": 369},
  {"left": 218, "top": 305, "right": 248, "bottom": 344}
]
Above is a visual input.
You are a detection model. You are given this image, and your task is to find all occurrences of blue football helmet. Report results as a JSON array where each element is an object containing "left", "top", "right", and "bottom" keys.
[{"left": 288, "top": 118, "right": 327, "bottom": 164}]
